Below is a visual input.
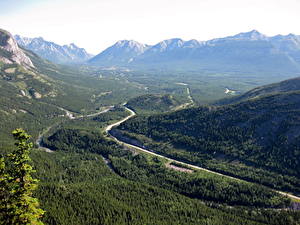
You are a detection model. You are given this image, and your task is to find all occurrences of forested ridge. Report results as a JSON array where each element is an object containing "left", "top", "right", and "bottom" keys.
[{"left": 118, "top": 90, "right": 300, "bottom": 195}]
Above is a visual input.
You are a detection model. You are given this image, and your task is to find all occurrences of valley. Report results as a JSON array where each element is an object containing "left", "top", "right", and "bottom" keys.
[{"left": 1, "top": 27, "right": 300, "bottom": 224}]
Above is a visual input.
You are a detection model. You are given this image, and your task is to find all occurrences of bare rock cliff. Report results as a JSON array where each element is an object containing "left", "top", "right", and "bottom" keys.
[{"left": 0, "top": 28, "right": 34, "bottom": 69}]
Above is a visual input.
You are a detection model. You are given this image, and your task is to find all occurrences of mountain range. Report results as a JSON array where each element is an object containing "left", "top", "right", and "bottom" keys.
[
  {"left": 14, "top": 35, "right": 93, "bottom": 64},
  {"left": 14, "top": 30, "right": 300, "bottom": 74},
  {"left": 89, "top": 30, "right": 300, "bottom": 74}
]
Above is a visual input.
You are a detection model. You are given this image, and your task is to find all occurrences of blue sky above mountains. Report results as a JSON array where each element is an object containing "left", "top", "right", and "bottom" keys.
[{"left": 1, "top": 0, "right": 300, "bottom": 54}]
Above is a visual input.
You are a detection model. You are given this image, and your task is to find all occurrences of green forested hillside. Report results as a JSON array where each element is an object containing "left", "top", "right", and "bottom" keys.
[
  {"left": 118, "top": 91, "right": 300, "bottom": 194},
  {"left": 126, "top": 94, "right": 182, "bottom": 114}
]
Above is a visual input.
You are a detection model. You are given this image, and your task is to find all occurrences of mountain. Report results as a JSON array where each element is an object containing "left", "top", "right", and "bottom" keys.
[
  {"left": 14, "top": 35, "right": 93, "bottom": 64},
  {"left": 89, "top": 40, "right": 149, "bottom": 66},
  {"left": 89, "top": 30, "right": 300, "bottom": 74},
  {"left": 134, "top": 38, "right": 202, "bottom": 64},
  {"left": 0, "top": 29, "right": 34, "bottom": 69},
  {"left": 270, "top": 34, "right": 300, "bottom": 64}
]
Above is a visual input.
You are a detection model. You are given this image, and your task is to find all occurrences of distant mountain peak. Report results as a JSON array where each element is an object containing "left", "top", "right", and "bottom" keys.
[
  {"left": 63, "top": 43, "right": 80, "bottom": 50},
  {"left": 88, "top": 39, "right": 148, "bottom": 66},
  {"left": 15, "top": 35, "right": 93, "bottom": 64},
  {"left": 114, "top": 40, "right": 148, "bottom": 52},
  {"left": 232, "top": 30, "right": 267, "bottom": 40},
  {"left": 150, "top": 38, "right": 185, "bottom": 52},
  {"left": 162, "top": 38, "right": 184, "bottom": 45}
]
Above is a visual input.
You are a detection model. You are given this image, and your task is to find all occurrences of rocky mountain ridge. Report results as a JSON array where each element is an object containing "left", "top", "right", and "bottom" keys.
[
  {"left": 15, "top": 35, "right": 93, "bottom": 64},
  {"left": 0, "top": 29, "right": 34, "bottom": 69}
]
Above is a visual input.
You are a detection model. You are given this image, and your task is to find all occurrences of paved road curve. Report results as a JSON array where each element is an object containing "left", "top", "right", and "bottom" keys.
[{"left": 36, "top": 106, "right": 114, "bottom": 152}]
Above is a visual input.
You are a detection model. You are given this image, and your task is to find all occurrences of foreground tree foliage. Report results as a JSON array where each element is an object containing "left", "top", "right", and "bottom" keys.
[{"left": 0, "top": 128, "right": 44, "bottom": 225}]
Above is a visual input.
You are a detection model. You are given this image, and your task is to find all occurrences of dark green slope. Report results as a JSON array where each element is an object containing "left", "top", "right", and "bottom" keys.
[{"left": 119, "top": 90, "right": 300, "bottom": 193}]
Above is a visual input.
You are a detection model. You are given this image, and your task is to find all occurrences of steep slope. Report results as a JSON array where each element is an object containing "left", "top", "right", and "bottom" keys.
[
  {"left": 15, "top": 35, "right": 93, "bottom": 64},
  {"left": 0, "top": 30, "right": 60, "bottom": 147},
  {"left": 0, "top": 29, "right": 34, "bottom": 69},
  {"left": 89, "top": 40, "right": 149, "bottom": 66}
]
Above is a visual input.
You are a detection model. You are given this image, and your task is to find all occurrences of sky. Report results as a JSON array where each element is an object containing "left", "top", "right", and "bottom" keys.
[{"left": 1, "top": 0, "right": 300, "bottom": 54}]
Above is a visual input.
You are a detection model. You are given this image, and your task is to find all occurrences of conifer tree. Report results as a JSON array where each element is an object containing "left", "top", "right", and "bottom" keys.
[{"left": 0, "top": 129, "right": 44, "bottom": 225}]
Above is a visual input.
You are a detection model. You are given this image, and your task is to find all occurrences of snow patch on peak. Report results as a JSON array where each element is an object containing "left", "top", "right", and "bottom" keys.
[
  {"left": 68, "top": 43, "right": 78, "bottom": 49},
  {"left": 232, "top": 30, "right": 267, "bottom": 40},
  {"left": 152, "top": 38, "right": 185, "bottom": 52},
  {"left": 114, "top": 40, "right": 148, "bottom": 53}
]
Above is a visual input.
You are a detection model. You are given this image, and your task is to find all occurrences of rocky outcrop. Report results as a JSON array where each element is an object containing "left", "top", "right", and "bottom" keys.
[{"left": 0, "top": 29, "right": 34, "bottom": 69}]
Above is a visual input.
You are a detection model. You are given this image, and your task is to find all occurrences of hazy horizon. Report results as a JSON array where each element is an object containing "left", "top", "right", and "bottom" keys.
[{"left": 1, "top": 0, "right": 300, "bottom": 54}]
